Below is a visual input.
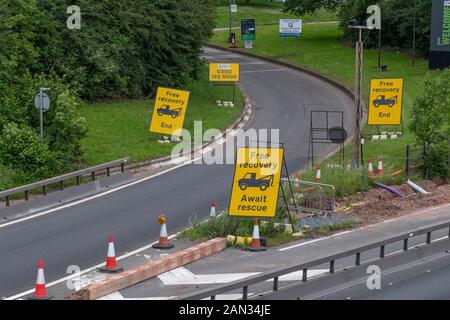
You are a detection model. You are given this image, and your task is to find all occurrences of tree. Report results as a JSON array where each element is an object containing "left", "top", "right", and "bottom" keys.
[
  {"left": 410, "top": 69, "right": 450, "bottom": 178},
  {"left": 284, "top": 0, "right": 341, "bottom": 15}
]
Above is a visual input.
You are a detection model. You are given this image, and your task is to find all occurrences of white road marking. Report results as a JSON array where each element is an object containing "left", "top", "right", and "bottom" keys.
[
  {"left": 279, "top": 237, "right": 331, "bottom": 252},
  {"left": 158, "top": 266, "right": 259, "bottom": 285},
  {"left": 266, "top": 269, "right": 329, "bottom": 281},
  {"left": 4, "top": 234, "right": 177, "bottom": 300},
  {"left": 239, "top": 62, "right": 266, "bottom": 65},
  {"left": 240, "top": 69, "right": 286, "bottom": 74}
]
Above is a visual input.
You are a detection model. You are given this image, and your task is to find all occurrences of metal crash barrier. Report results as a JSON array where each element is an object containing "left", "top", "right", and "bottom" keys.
[
  {"left": 0, "top": 157, "right": 130, "bottom": 207},
  {"left": 281, "top": 178, "right": 336, "bottom": 217}
]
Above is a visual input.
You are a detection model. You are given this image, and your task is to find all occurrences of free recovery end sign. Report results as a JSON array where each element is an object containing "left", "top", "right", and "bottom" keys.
[
  {"left": 149, "top": 87, "right": 190, "bottom": 136},
  {"left": 368, "top": 79, "right": 404, "bottom": 125},
  {"left": 229, "top": 147, "right": 284, "bottom": 218},
  {"left": 209, "top": 63, "right": 240, "bottom": 82}
]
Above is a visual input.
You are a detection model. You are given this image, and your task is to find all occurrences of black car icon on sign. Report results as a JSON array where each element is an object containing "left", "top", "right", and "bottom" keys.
[
  {"left": 157, "top": 105, "right": 182, "bottom": 118},
  {"left": 238, "top": 173, "right": 274, "bottom": 191}
]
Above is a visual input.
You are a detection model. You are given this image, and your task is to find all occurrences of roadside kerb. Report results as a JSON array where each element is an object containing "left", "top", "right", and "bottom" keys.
[{"left": 67, "top": 238, "right": 226, "bottom": 300}]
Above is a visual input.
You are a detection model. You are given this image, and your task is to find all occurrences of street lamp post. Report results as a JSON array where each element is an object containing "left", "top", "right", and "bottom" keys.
[{"left": 412, "top": 0, "right": 417, "bottom": 66}]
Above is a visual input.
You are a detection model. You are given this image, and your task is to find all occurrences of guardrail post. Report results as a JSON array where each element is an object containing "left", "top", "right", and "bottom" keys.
[
  {"left": 211, "top": 295, "right": 216, "bottom": 300},
  {"left": 60, "top": 180, "right": 64, "bottom": 191},
  {"left": 426, "top": 232, "right": 432, "bottom": 244},
  {"left": 76, "top": 176, "right": 80, "bottom": 186},
  {"left": 448, "top": 227, "right": 450, "bottom": 238},
  {"left": 43, "top": 185, "right": 47, "bottom": 196},
  {"left": 403, "top": 239, "right": 408, "bottom": 251},
  {"left": 242, "top": 286, "right": 248, "bottom": 300},
  {"left": 121, "top": 163, "right": 125, "bottom": 173},
  {"left": 302, "top": 269, "right": 307, "bottom": 282},
  {"left": 107, "top": 167, "right": 111, "bottom": 177},
  {"left": 329, "top": 260, "right": 335, "bottom": 274},
  {"left": 92, "top": 172, "right": 96, "bottom": 181},
  {"left": 380, "top": 245, "right": 385, "bottom": 258},
  {"left": 6, "top": 196, "right": 10, "bottom": 207},
  {"left": 273, "top": 277, "right": 279, "bottom": 292},
  {"left": 25, "top": 190, "right": 29, "bottom": 201},
  {"left": 355, "top": 252, "right": 361, "bottom": 266}
]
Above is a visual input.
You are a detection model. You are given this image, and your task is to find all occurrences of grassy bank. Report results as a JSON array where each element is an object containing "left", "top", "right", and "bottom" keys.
[
  {"left": 211, "top": 22, "right": 438, "bottom": 177},
  {"left": 215, "top": 0, "right": 336, "bottom": 28},
  {"left": 79, "top": 66, "right": 244, "bottom": 165}
]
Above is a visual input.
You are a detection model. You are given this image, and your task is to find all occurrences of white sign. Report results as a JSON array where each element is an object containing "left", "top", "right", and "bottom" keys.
[
  {"left": 34, "top": 93, "right": 50, "bottom": 112},
  {"left": 244, "top": 40, "right": 253, "bottom": 49},
  {"left": 280, "top": 19, "right": 302, "bottom": 37},
  {"left": 231, "top": 4, "right": 238, "bottom": 13}
]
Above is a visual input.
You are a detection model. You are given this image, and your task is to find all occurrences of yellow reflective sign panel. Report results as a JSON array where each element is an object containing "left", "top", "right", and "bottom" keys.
[
  {"left": 368, "top": 79, "right": 404, "bottom": 125},
  {"left": 209, "top": 63, "right": 240, "bottom": 82},
  {"left": 229, "top": 147, "right": 284, "bottom": 218},
  {"left": 149, "top": 87, "right": 190, "bottom": 136}
]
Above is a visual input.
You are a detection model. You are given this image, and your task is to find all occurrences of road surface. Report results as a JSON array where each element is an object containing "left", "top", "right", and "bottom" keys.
[{"left": 0, "top": 47, "right": 354, "bottom": 297}]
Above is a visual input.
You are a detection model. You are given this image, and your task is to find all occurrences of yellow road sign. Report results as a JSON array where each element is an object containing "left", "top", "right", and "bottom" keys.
[
  {"left": 368, "top": 79, "right": 404, "bottom": 125},
  {"left": 209, "top": 63, "right": 240, "bottom": 82},
  {"left": 149, "top": 87, "right": 190, "bottom": 136},
  {"left": 229, "top": 147, "right": 284, "bottom": 218}
]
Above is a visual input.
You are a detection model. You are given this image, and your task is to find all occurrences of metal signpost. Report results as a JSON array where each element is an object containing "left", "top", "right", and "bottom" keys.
[
  {"left": 209, "top": 63, "right": 240, "bottom": 104},
  {"left": 241, "top": 18, "right": 256, "bottom": 49},
  {"left": 279, "top": 19, "right": 302, "bottom": 56},
  {"left": 148, "top": 87, "right": 191, "bottom": 136},
  {"left": 229, "top": 1, "right": 237, "bottom": 44},
  {"left": 34, "top": 87, "right": 51, "bottom": 140}
]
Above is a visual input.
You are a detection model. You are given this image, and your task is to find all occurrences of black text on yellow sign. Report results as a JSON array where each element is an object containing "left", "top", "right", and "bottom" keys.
[
  {"left": 368, "top": 79, "right": 404, "bottom": 125},
  {"left": 229, "top": 147, "right": 284, "bottom": 218},
  {"left": 149, "top": 87, "right": 190, "bottom": 136},
  {"left": 209, "top": 63, "right": 240, "bottom": 82}
]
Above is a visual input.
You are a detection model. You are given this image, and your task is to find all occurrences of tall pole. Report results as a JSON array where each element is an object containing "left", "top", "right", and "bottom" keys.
[
  {"left": 354, "top": 28, "right": 364, "bottom": 168},
  {"left": 378, "top": 0, "right": 382, "bottom": 69},
  {"left": 229, "top": 0, "right": 232, "bottom": 43},
  {"left": 412, "top": 0, "right": 417, "bottom": 66},
  {"left": 40, "top": 88, "right": 44, "bottom": 140}
]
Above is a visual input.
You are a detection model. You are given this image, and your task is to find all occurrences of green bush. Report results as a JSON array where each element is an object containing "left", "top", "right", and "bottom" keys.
[
  {"left": 410, "top": 69, "right": 450, "bottom": 178},
  {"left": 0, "top": 123, "right": 62, "bottom": 182}
]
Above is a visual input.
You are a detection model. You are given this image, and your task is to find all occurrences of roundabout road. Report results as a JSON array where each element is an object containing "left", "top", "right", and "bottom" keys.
[{"left": 0, "top": 47, "right": 354, "bottom": 297}]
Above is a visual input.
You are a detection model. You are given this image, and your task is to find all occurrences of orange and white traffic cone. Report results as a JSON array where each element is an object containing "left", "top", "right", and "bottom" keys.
[
  {"left": 99, "top": 234, "right": 123, "bottom": 273},
  {"left": 152, "top": 215, "right": 174, "bottom": 250},
  {"left": 28, "top": 259, "right": 52, "bottom": 300},
  {"left": 368, "top": 159, "right": 375, "bottom": 177},
  {"left": 315, "top": 164, "right": 321, "bottom": 183},
  {"left": 246, "top": 219, "right": 266, "bottom": 252},
  {"left": 294, "top": 173, "right": 300, "bottom": 189},
  {"left": 210, "top": 201, "right": 217, "bottom": 217},
  {"left": 377, "top": 158, "right": 383, "bottom": 175}
]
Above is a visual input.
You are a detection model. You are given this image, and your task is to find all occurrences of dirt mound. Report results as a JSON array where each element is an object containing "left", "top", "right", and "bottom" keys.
[{"left": 336, "top": 179, "right": 450, "bottom": 225}]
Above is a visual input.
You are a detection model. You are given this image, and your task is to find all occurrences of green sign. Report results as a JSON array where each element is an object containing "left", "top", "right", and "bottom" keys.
[
  {"left": 430, "top": 0, "right": 450, "bottom": 52},
  {"left": 241, "top": 19, "right": 256, "bottom": 41}
]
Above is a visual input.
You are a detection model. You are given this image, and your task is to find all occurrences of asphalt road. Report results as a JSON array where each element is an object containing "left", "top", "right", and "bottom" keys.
[
  {"left": 319, "top": 253, "right": 450, "bottom": 300},
  {"left": 0, "top": 47, "right": 354, "bottom": 297}
]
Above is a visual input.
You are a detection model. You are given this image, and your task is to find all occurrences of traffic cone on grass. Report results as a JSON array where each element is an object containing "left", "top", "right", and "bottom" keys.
[
  {"left": 294, "top": 173, "right": 300, "bottom": 189},
  {"left": 315, "top": 164, "right": 321, "bottom": 183},
  {"left": 210, "top": 201, "right": 217, "bottom": 217},
  {"left": 368, "top": 159, "right": 375, "bottom": 177},
  {"left": 246, "top": 219, "right": 266, "bottom": 252},
  {"left": 377, "top": 158, "right": 383, "bottom": 175},
  {"left": 99, "top": 234, "right": 123, "bottom": 273},
  {"left": 28, "top": 259, "right": 53, "bottom": 300},
  {"left": 152, "top": 215, "right": 174, "bottom": 250}
]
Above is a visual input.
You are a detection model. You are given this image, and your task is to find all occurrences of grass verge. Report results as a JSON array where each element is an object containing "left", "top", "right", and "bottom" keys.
[
  {"left": 79, "top": 66, "right": 244, "bottom": 166},
  {"left": 211, "top": 18, "right": 440, "bottom": 195},
  {"left": 215, "top": 0, "right": 336, "bottom": 28},
  {"left": 180, "top": 211, "right": 361, "bottom": 248}
]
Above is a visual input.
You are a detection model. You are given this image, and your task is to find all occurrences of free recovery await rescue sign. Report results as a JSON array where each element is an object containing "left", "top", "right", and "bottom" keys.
[
  {"left": 149, "top": 87, "right": 190, "bottom": 136},
  {"left": 229, "top": 147, "right": 284, "bottom": 218},
  {"left": 368, "top": 79, "right": 404, "bottom": 125}
]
